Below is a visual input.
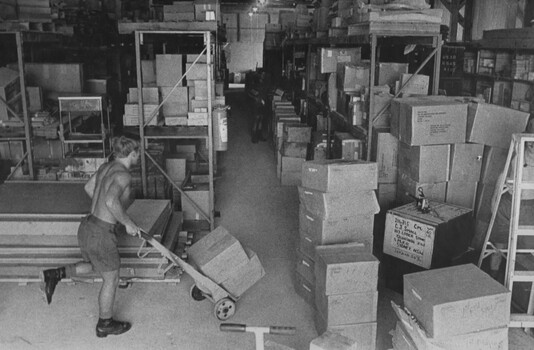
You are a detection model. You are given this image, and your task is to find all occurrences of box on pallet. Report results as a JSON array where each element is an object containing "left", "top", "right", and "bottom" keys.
[
  {"left": 384, "top": 201, "right": 473, "bottom": 269},
  {"left": 398, "top": 143, "right": 450, "bottom": 183},
  {"left": 315, "top": 243, "right": 379, "bottom": 295},
  {"left": 467, "top": 102, "right": 530, "bottom": 149},
  {"left": 404, "top": 264, "right": 511, "bottom": 339},
  {"left": 316, "top": 290, "right": 378, "bottom": 325},
  {"left": 301, "top": 160, "right": 378, "bottom": 192},
  {"left": 188, "top": 226, "right": 249, "bottom": 284}
]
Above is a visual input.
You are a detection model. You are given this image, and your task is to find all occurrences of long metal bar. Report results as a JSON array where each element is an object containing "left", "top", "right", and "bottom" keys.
[
  {"left": 367, "top": 34, "right": 378, "bottom": 161},
  {"left": 16, "top": 32, "right": 34, "bottom": 178},
  {"left": 206, "top": 32, "right": 215, "bottom": 230},
  {"left": 135, "top": 31, "right": 148, "bottom": 198},
  {"left": 432, "top": 35, "right": 442, "bottom": 94}
]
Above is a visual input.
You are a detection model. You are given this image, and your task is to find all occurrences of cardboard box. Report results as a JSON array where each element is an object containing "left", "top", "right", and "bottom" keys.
[
  {"left": 294, "top": 270, "right": 315, "bottom": 307},
  {"left": 193, "top": 79, "right": 215, "bottom": 100},
  {"left": 0, "top": 67, "right": 20, "bottom": 121},
  {"left": 319, "top": 48, "right": 361, "bottom": 74},
  {"left": 370, "top": 92, "right": 393, "bottom": 127},
  {"left": 128, "top": 87, "right": 160, "bottom": 104},
  {"left": 296, "top": 248, "right": 315, "bottom": 284},
  {"left": 160, "top": 86, "right": 189, "bottom": 116},
  {"left": 384, "top": 201, "right": 473, "bottom": 269},
  {"left": 371, "top": 128, "right": 398, "bottom": 183},
  {"left": 333, "top": 132, "right": 363, "bottom": 160},
  {"left": 281, "top": 142, "right": 307, "bottom": 158},
  {"left": 141, "top": 60, "right": 156, "bottom": 85},
  {"left": 480, "top": 146, "right": 508, "bottom": 184},
  {"left": 314, "top": 317, "right": 377, "bottom": 350},
  {"left": 446, "top": 181, "right": 478, "bottom": 209},
  {"left": 316, "top": 291, "right": 378, "bottom": 326},
  {"left": 164, "top": 116, "right": 188, "bottom": 126},
  {"left": 299, "top": 206, "right": 375, "bottom": 248},
  {"left": 280, "top": 171, "right": 301, "bottom": 186},
  {"left": 181, "top": 183, "right": 210, "bottom": 220},
  {"left": 187, "top": 112, "right": 208, "bottom": 126},
  {"left": 301, "top": 160, "right": 378, "bottom": 192},
  {"left": 298, "top": 187, "right": 379, "bottom": 219},
  {"left": 188, "top": 226, "right": 249, "bottom": 284},
  {"left": 315, "top": 243, "right": 379, "bottom": 295},
  {"left": 450, "top": 143, "right": 484, "bottom": 182},
  {"left": 25, "top": 63, "right": 84, "bottom": 93},
  {"left": 190, "top": 98, "right": 209, "bottom": 112},
  {"left": 393, "top": 98, "right": 468, "bottom": 146},
  {"left": 398, "top": 143, "right": 450, "bottom": 183},
  {"left": 156, "top": 55, "right": 183, "bottom": 87},
  {"left": 396, "top": 171, "right": 446, "bottom": 205},
  {"left": 220, "top": 248, "right": 265, "bottom": 297},
  {"left": 186, "top": 63, "right": 210, "bottom": 80},
  {"left": 309, "top": 331, "right": 357, "bottom": 350},
  {"left": 399, "top": 74, "right": 429, "bottom": 95},
  {"left": 194, "top": 1, "right": 220, "bottom": 21},
  {"left": 475, "top": 182, "right": 495, "bottom": 222},
  {"left": 379, "top": 62, "right": 409, "bottom": 86},
  {"left": 404, "top": 264, "right": 511, "bottom": 338},
  {"left": 283, "top": 123, "right": 312, "bottom": 143},
  {"left": 165, "top": 157, "right": 187, "bottom": 182},
  {"left": 336, "top": 63, "right": 369, "bottom": 92},
  {"left": 377, "top": 183, "right": 397, "bottom": 212},
  {"left": 26, "top": 86, "right": 42, "bottom": 112},
  {"left": 467, "top": 102, "right": 529, "bottom": 149}
]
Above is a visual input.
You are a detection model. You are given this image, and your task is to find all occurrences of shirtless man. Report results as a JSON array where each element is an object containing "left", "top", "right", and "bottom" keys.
[{"left": 40, "top": 136, "right": 142, "bottom": 338}]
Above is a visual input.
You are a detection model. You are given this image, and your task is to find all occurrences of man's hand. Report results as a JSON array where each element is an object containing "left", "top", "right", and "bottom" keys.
[{"left": 125, "top": 224, "right": 141, "bottom": 237}]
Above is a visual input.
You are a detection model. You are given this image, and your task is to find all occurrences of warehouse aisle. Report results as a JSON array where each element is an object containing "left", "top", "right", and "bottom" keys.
[{"left": 0, "top": 91, "right": 398, "bottom": 350}]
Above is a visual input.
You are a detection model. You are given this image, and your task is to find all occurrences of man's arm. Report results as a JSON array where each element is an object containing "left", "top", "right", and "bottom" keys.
[
  {"left": 105, "top": 173, "right": 140, "bottom": 236},
  {"left": 84, "top": 172, "right": 97, "bottom": 199}
]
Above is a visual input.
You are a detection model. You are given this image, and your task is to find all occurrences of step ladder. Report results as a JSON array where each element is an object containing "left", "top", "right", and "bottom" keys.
[{"left": 478, "top": 133, "right": 534, "bottom": 329}]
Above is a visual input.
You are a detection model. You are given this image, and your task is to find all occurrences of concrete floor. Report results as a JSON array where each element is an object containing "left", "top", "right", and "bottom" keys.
[{"left": 0, "top": 90, "right": 532, "bottom": 350}]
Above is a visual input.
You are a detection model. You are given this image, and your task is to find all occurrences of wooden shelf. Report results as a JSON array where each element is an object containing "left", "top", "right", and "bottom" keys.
[
  {"left": 118, "top": 21, "right": 217, "bottom": 34},
  {"left": 124, "top": 126, "right": 209, "bottom": 139}
]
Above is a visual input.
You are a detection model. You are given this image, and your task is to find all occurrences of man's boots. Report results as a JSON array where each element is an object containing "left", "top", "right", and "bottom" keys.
[
  {"left": 96, "top": 318, "right": 132, "bottom": 338},
  {"left": 39, "top": 267, "right": 66, "bottom": 304}
]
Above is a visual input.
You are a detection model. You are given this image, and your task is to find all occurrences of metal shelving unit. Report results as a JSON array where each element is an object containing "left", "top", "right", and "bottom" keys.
[
  {"left": 132, "top": 29, "right": 216, "bottom": 230},
  {"left": 0, "top": 31, "right": 62, "bottom": 179},
  {"left": 282, "top": 30, "right": 442, "bottom": 161}
]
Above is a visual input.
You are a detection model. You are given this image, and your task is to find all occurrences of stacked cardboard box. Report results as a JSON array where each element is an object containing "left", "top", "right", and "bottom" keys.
[
  {"left": 391, "top": 264, "right": 510, "bottom": 350},
  {"left": 313, "top": 244, "right": 379, "bottom": 349},
  {"left": 295, "top": 159, "right": 379, "bottom": 321},
  {"left": 277, "top": 124, "right": 311, "bottom": 186},
  {"left": 188, "top": 226, "right": 264, "bottom": 297},
  {"left": 272, "top": 101, "right": 300, "bottom": 145},
  {"left": 332, "top": 132, "right": 362, "bottom": 161},
  {"left": 163, "top": 1, "right": 195, "bottom": 22}
]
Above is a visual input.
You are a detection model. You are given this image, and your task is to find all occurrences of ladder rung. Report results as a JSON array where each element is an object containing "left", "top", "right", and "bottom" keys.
[
  {"left": 517, "top": 226, "right": 534, "bottom": 236},
  {"left": 510, "top": 314, "right": 534, "bottom": 328},
  {"left": 512, "top": 270, "right": 534, "bottom": 282}
]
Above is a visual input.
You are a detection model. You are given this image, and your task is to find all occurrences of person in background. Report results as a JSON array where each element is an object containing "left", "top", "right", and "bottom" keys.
[
  {"left": 40, "top": 136, "right": 142, "bottom": 338},
  {"left": 489, "top": 119, "right": 534, "bottom": 280}
]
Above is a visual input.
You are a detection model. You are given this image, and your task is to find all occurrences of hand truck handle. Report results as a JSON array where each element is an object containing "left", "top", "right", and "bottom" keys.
[
  {"left": 220, "top": 323, "right": 246, "bottom": 332},
  {"left": 220, "top": 323, "right": 296, "bottom": 335},
  {"left": 268, "top": 326, "right": 296, "bottom": 335}
]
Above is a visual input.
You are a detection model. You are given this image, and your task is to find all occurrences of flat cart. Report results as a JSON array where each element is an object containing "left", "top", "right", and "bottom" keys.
[{"left": 139, "top": 231, "right": 238, "bottom": 320}]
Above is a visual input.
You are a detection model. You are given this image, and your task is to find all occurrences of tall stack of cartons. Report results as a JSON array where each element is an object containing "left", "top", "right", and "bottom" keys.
[
  {"left": 314, "top": 244, "right": 380, "bottom": 349},
  {"left": 277, "top": 124, "right": 311, "bottom": 186},
  {"left": 391, "top": 264, "right": 510, "bottom": 350},
  {"left": 157, "top": 54, "right": 188, "bottom": 126},
  {"left": 295, "top": 159, "right": 380, "bottom": 347}
]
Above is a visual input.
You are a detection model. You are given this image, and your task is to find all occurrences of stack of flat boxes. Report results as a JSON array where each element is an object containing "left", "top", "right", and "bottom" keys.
[
  {"left": 294, "top": 159, "right": 380, "bottom": 348},
  {"left": 391, "top": 264, "right": 510, "bottom": 350},
  {"left": 277, "top": 124, "right": 311, "bottom": 186},
  {"left": 272, "top": 101, "right": 300, "bottom": 148}
]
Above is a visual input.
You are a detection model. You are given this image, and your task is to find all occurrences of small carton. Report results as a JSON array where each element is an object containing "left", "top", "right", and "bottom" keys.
[
  {"left": 301, "top": 160, "right": 378, "bottom": 192},
  {"left": 188, "top": 226, "right": 249, "bottom": 284},
  {"left": 297, "top": 187, "right": 379, "bottom": 219},
  {"left": 403, "top": 264, "right": 511, "bottom": 338},
  {"left": 315, "top": 243, "right": 379, "bottom": 295},
  {"left": 319, "top": 47, "right": 361, "bottom": 74}
]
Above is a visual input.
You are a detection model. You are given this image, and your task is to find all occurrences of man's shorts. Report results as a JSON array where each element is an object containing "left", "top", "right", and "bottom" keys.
[{"left": 78, "top": 215, "right": 120, "bottom": 272}]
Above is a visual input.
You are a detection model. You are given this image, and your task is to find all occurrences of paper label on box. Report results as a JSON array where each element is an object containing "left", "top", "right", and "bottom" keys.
[
  {"left": 327, "top": 50, "right": 332, "bottom": 57},
  {"left": 220, "top": 118, "right": 228, "bottom": 143},
  {"left": 384, "top": 213, "right": 435, "bottom": 268}
]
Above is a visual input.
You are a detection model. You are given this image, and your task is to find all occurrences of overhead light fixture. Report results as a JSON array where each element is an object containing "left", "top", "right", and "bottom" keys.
[
  {"left": 252, "top": 6, "right": 258, "bottom": 12},
  {"left": 248, "top": 11, "right": 253, "bottom": 17}
]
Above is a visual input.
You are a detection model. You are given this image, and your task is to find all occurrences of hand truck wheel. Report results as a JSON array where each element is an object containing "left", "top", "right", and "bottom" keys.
[{"left": 214, "top": 298, "right": 236, "bottom": 320}]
